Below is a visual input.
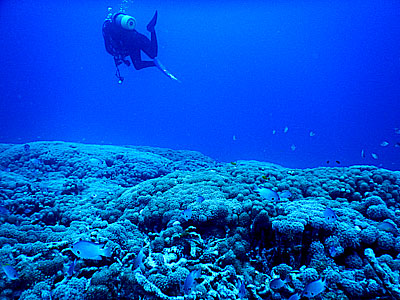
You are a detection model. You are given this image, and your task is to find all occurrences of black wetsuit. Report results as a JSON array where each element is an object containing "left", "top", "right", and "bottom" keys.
[{"left": 102, "top": 13, "right": 157, "bottom": 70}]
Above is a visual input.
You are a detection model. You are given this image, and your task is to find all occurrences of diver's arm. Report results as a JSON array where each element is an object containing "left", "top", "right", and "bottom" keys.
[
  {"left": 130, "top": 49, "right": 155, "bottom": 70},
  {"left": 102, "top": 21, "right": 116, "bottom": 56}
]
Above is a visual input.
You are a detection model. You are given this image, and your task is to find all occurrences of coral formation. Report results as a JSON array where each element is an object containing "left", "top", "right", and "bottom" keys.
[{"left": 0, "top": 142, "right": 399, "bottom": 299}]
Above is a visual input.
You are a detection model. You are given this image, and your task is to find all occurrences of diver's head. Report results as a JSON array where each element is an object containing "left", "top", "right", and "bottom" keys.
[{"left": 114, "top": 13, "right": 136, "bottom": 30}]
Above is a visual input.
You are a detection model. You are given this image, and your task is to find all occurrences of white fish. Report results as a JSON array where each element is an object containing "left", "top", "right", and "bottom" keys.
[
  {"left": 309, "top": 131, "right": 315, "bottom": 137},
  {"left": 303, "top": 278, "right": 326, "bottom": 298},
  {"left": 380, "top": 141, "right": 389, "bottom": 147},
  {"left": 255, "top": 187, "right": 280, "bottom": 202},
  {"left": 233, "top": 135, "right": 236, "bottom": 141},
  {"left": 272, "top": 130, "right": 276, "bottom": 135},
  {"left": 371, "top": 153, "right": 379, "bottom": 160},
  {"left": 284, "top": 127, "right": 289, "bottom": 133},
  {"left": 291, "top": 144, "right": 296, "bottom": 151},
  {"left": 395, "top": 128, "right": 400, "bottom": 134},
  {"left": 71, "top": 241, "right": 112, "bottom": 260},
  {"left": 361, "top": 149, "right": 365, "bottom": 158}
]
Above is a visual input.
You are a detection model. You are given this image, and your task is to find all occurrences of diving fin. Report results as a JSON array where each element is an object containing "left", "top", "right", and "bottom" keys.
[
  {"left": 147, "top": 10, "right": 158, "bottom": 32},
  {"left": 153, "top": 58, "right": 181, "bottom": 82}
]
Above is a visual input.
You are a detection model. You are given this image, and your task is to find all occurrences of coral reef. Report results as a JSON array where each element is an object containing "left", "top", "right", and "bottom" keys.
[{"left": 0, "top": 142, "right": 399, "bottom": 299}]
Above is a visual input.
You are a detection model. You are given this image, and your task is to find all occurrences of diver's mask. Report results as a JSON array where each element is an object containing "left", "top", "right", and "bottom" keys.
[{"left": 115, "top": 13, "right": 136, "bottom": 30}]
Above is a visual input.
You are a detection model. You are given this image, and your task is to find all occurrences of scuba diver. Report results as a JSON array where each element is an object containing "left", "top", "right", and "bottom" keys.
[{"left": 102, "top": 10, "right": 179, "bottom": 83}]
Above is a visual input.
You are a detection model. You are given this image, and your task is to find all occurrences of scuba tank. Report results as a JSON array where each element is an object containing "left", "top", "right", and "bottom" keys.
[{"left": 114, "top": 13, "right": 136, "bottom": 30}]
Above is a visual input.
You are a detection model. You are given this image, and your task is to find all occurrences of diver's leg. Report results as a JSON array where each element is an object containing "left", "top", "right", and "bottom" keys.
[
  {"left": 137, "top": 32, "right": 158, "bottom": 59},
  {"left": 147, "top": 11, "right": 157, "bottom": 32},
  {"left": 130, "top": 52, "right": 155, "bottom": 70},
  {"left": 146, "top": 11, "right": 158, "bottom": 58}
]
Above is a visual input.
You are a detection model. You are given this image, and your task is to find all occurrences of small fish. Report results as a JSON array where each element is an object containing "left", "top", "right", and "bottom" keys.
[
  {"left": 395, "top": 142, "right": 400, "bottom": 148},
  {"left": 1, "top": 264, "right": 18, "bottom": 280},
  {"left": 371, "top": 153, "right": 379, "bottom": 160},
  {"left": 255, "top": 187, "right": 280, "bottom": 202},
  {"left": 279, "top": 190, "right": 292, "bottom": 199},
  {"left": 303, "top": 278, "right": 326, "bottom": 298},
  {"left": 291, "top": 144, "right": 296, "bottom": 151},
  {"left": 71, "top": 241, "right": 112, "bottom": 260},
  {"left": 270, "top": 275, "right": 289, "bottom": 290},
  {"left": 324, "top": 207, "right": 337, "bottom": 222},
  {"left": 182, "top": 208, "right": 192, "bottom": 221},
  {"left": 395, "top": 128, "right": 400, "bottom": 134},
  {"left": 272, "top": 129, "right": 276, "bottom": 135},
  {"left": 288, "top": 293, "right": 300, "bottom": 300},
  {"left": 0, "top": 205, "right": 10, "bottom": 216},
  {"left": 361, "top": 149, "right": 365, "bottom": 158},
  {"left": 309, "top": 131, "right": 315, "bottom": 137},
  {"left": 380, "top": 141, "right": 389, "bottom": 147},
  {"left": 262, "top": 175, "right": 270, "bottom": 181},
  {"left": 184, "top": 269, "right": 201, "bottom": 295},
  {"left": 329, "top": 245, "right": 337, "bottom": 257},
  {"left": 326, "top": 160, "right": 330, "bottom": 164},
  {"left": 233, "top": 135, "right": 237, "bottom": 141},
  {"left": 231, "top": 162, "right": 237, "bottom": 166},
  {"left": 23, "top": 144, "right": 30, "bottom": 152},
  {"left": 237, "top": 279, "right": 246, "bottom": 298},
  {"left": 377, "top": 221, "right": 398, "bottom": 235},
  {"left": 89, "top": 157, "right": 104, "bottom": 167},
  {"left": 335, "top": 160, "right": 340, "bottom": 164},
  {"left": 196, "top": 195, "right": 205, "bottom": 203}
]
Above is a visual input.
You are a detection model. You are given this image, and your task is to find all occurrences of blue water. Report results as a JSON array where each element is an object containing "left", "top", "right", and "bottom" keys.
[{"left": 1, "top": 0, "right": 399, "bottom": 169}]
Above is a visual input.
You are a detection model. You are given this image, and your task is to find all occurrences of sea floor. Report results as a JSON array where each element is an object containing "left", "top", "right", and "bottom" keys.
[{"left": 0, "top": 141, "right": 399, "bottom": 300}]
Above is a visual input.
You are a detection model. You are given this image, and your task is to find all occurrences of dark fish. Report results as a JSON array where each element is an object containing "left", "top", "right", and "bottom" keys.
[
  {"left": 279, "top": 190, "right": 292, "bottom": 199},
  {"left": 0, "top": 206, "right": 10, "bottom": 216},
  {"left": 326, "top": 160, "right": 330, "bottom": 164},
  {"left": 288, "top": 293, "right": 300, "bottom": 300},
  {"left": 67, "top": 259, "right": 77, "bottom": 276},
  {"left": 395, "top": 142, "right": 400, "bottom": 148},
  {"left": 269, "top": 275, "right": 289, "bottom": 290},
  {"left": 335, "top": 160, "right": 340, "bottom": 164},
  {"left": 237, "top": 279, "right": 246, "bottom": 298},
  {"left": 377, "top": 221, "right": 398, "bottom": 235},
  {"left": 329, "top": 246, "right": 337, "bottom": 257},
  {"left": 184, "top": 269, "right": 201, "bottom": 295},
  {"left": 361, "top": 149, "right": 366, "bottom": 158},
  {"left": 196, "top": 196, "right": 205, "bottom": 203},
  {"left": 182, "top": 208, "right": 192, "bottom": 221},
  {"left": 1, "top": 264, "right": 18, "bottom": 280},
  {"left": 23, "top": 144, "right": 30, "bottom": 152},
  {"left": 134, "top": 247, "right": 145, "bottom": 270},
  {"left": 324, "top": 207, "right": 337, "bottom": 223}
]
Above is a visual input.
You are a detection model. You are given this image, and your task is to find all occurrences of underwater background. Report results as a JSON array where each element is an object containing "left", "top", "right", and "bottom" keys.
[
  {"left": 1, "top": 1, "right": 400, "bottom": 300},
  {"left": 1, "top": 0, "right": 399, "bottom": 169}
]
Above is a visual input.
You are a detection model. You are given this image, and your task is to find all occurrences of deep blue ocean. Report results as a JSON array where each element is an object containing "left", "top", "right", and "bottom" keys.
[{"left": 1, "top": 0, "right": 399, "bottom": 170}]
